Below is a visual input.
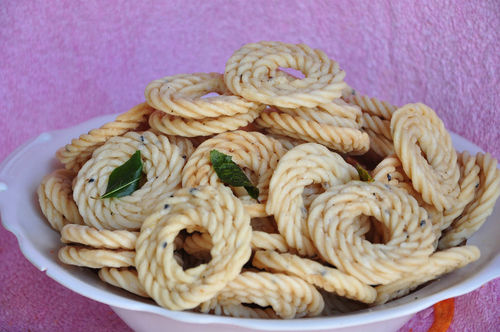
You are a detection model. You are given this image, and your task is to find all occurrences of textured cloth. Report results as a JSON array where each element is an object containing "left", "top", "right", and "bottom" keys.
[{"left": 0, "top": 1, "right": 498, "bottom": 331}]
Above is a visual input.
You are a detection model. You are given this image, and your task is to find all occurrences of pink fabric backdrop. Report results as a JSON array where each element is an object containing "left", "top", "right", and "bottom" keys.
[{"left": 1, "top": 1, "right": 499, "bottom": 331}]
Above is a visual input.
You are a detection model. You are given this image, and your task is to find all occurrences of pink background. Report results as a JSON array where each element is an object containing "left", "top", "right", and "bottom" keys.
[{"left": 1, "top": 1, "right": 499, "bottom": 331}]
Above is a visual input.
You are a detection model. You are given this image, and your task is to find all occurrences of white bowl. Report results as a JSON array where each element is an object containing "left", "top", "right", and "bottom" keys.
[{"left": 1, "top": 114, "right": 499, "bottom": 332}]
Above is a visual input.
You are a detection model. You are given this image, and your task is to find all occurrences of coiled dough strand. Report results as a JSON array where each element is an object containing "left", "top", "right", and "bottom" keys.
[
  {"left": 225, "top": 41, "right": 347, "bottom": 108},
  {"left": 57, "top": 103, "right": 154, "bottom": 172},
  {"left": 182, "top": 131, "right": 286, "bottom": 217},
  {"left": 134, "top": 186, "right": 252, "bottom": 310},
  {"left": 256, "top": 111, "right": 370, "bottom": 155},
  {"left": 308, "top": 181, "right": 435, "bottom": 285},
  {"left": 145, "top": 73, "right": 261, "bottom": 119},
  {"left": 148, "top": 106, "right": 263, "bottom": 137},
  {"left": 98, "top": 267, "right": 149, "bottom": 298},
  {"left": 252, "top": 251, "right": 377, "bottom": 303},
  {"left": 439, "top": 153, "right": 500, "bottom": 249},
  {"left": 58, "top": 246, "right": 135, "bottom": 268},
  {"left": 73, "top": 131, "right": 187, "bottom": 230},
  {"left": 374, "top": 246, "right": 480, "bottom": 304},
  {"left": 345, "top": 93, "right": 398, "bottom": 121},
  {"left": 441, "top": 151, "right": 480, "bottom": 230},
  {"left": 61, "top": 224, "right": 138, "bottom": 250},
  {"left": 267, "top": 143, "right": 358, "bottom": 256},
  {"left": 391, "top": 103, "right": 460, "bottom": 211},
  {"left": 37, "top": 169, "right": 83, "bottom": 231},
  {"left": 199, "top": 271, "right": 324, "bottom": 319}
]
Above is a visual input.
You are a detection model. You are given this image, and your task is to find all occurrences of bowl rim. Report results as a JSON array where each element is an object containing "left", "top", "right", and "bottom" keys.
[{"left": 1, "top": 113, "right": 499, "bottom": 331}]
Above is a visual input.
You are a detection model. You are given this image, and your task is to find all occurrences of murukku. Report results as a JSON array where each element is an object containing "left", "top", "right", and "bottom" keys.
[
  {"left": 134, "top": 186, "right": 252, "bottom": 310},
  {"left": 145, "top": 73, "right": 262, "bottom": 119},
  {"left": 266, "top": 143, "right": 358, "bottom": 256},
  {"left": 224, "top": 41, "right": 347, "bottom": 108},
  {"left": 148, "top": 106, "right": 263, "bottom": 137},
  {"left": 37, "top": 169, "right": 83, "bottom": 231},
  {"left": 256, "top": 111, "right": 370, "bottom": 155},
  {"left": 58, "top": 246, "right": 135, "bottom": 268},
  {"left": 199, "top": 271, "right": 324, "bottom": 319},
  {"left": 182, "top": 131, "right": 286, "bottom": 217},
  {"left": 441, "top": 151, "right": 480, "bottom": 230},
  {"left": 183, "top": 230, "right": 289, "bottom": 253},
  {"left": 73, "top": 131, "right": 187, "bottom": 230},
  {"left": 391, "top": 103, "right": 460, "bottom": 211},
  {"left": 252, "top": 251, "right": 377, "bottom": 303},
  {"left": 98, "top": 267, "right": 149, "bottom": 298},
  {"left": 61, "top": 224, "right": 138, "bottom": 250},
  {"left": 57, "top": 103, "right": 154, "bottom": 172},
  {"left": 344, "top": 93, "right": 398, "bottom": 121},
  {"left": 307, "top": 181, "right": 435, "bottom": 285},
  {"left": 439, "top": 153, "right": 500, "bottom": 249},
  {"left": 374, "top": 246, "right": 480, "bottom": 304}
]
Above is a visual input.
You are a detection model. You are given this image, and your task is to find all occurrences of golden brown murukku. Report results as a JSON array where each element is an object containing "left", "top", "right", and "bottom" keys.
[
  {"left": 73, "top": 131, "right": 187, "bottom": 230},
  {"left": 391, "top": 103, "right": 460, "bottom": 211},
  {"left": 145, "top": 73, "right": 261, "bottom": 119},
  {"left": 37, "top": 169, "right": 83, "bottom": 231},
  {"left": 267, "top": 143, "right": 358, "bottom": 256},
  {"left": 199, "top": 271, "right": 324, "bottom": 319},
  {"left": 57, "top": 103, "right": 154, "bottom": 172},
  {"left": 134, "top": 186, "right": 252, "bottom": 310},
  {"left": 308, "top": 181, "right": 435, "bottom": 285},
  {"left": 225, "top": 41, "right": 347, "bottom": 108},
  {"left": 182, "top": 131, "right": 286, "bottom": 217}
]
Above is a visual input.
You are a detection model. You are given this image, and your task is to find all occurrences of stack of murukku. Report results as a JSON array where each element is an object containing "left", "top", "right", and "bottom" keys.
[{"left": 38, "top": 41, "right": 500, "bottom": 319}]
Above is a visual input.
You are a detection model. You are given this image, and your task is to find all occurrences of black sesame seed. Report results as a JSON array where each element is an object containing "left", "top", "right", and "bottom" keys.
[
  {"left": 475, "top": 183, "right": 479, "bottom": 188},
  {"left": 387, "top": 174, "right": 392, "bottom": 181},
  {"left": 420, "top": 220, "right": 426, "bottom": 227},
  {"left": 189, "top": 188, "right": 198, "bottom": 194},
  {"left": 164, "top": 204, "right": 170, "bottom": 209},
  {"left": 182, "top": 155, "right": 187, "bottom": 159},
  {"left": 140, "top": 135, "right": 145, "bottom": 142},
  {"left": 162, "top": 241, "right": 167, "bottom": 248},
  {"left": 88, "top": 178, "right": 95, "bottom": 183}
]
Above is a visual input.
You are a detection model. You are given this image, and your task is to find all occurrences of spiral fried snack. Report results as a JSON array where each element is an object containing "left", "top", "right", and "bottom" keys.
[
  {"left": 148, "top": 105, "right": 263, "bottom": 137},
  {"left": 344, "top": 93, "right": 397, "bottom": 121},
  {"left": 73, "top": 131, "right": 187, "bottom": 230},
  {"left": 182, "top": 131, "right": 286, "bottom": 217},
  {"left": 37, "top": 169, "right": 83, "bottom": 231},
  {"left": 252, "top": 251, "right": 377, "bottom": 303},
  {"left": 391, "top": 103, "right": 460, "bottom": 211},
  {"left": 439, "top": 153, "right": 500, "bottom": 249},
  {"left": 61, "top": 224, "right": 138, "bottom": 250},
  {"left": 225, "top": 41, "right": 347, "bottom": 108},
  {"left": 183, "top": 230, "right": 289, "bottom": 254},
  {"left": 374, "top": 246, "right": 480, "bottom": 304},
  {"left": 58, "top": 246, "right": 135, "bottom": 268},
  {"left": 441, "top": 151, "right": 480, "bottom": 230},
  {"left": 256, "top": 111, "right": 370, "bottom": 155},
  {"left": 267, "top": 143, "right": 358, "bottom": 256},
  {"left": 57, "top": 103, "right": 154, "bottom": 172},
  {"left": 277, "top": 99, "right": 362, "bottom": 129},
  {"left": 134, "top": 186, "right": 252, "bottom": 310},
  {"left": 199, "top": 271, "right": 324, "bottom": 319},
  {"left": 98, "top": 267, "right": 149, "bottom": 298},
  {"left": 308, "top": 181, "right": 435, "bottom": 285},
  {"left": 145, "top": 73, "right": 261, "bottom": 119}
]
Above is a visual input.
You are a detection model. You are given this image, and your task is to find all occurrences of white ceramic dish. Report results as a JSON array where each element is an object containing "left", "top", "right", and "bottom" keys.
[{"left": 1, "top": 114, "right": 499, "bottom": 332}]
